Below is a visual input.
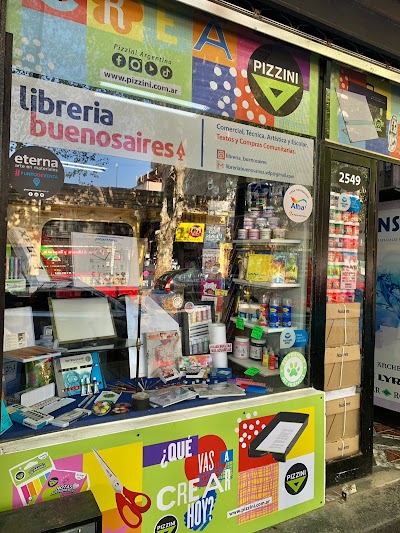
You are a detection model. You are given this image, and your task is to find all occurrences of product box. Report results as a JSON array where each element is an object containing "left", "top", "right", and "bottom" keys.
[
  {"left": 53, "top": 352, "right": 104, "bottom": 397},
  {"left": 326, "top": 435, "right": 360, "bottom": 461},
  {"left": 324, "top": 344, "right": 361, "bottom": 391},
  {"left": 246, "top": 253, "right": 273, "bottom": 282},
  {"left": 326, "top": 393, "right": 360, "bottom": 442},
  {"left": 325, "top": 317, "right": 360, "bottom": 347},
  {"left": 326, "top": 302, "right": 361, "bottom": 319}
]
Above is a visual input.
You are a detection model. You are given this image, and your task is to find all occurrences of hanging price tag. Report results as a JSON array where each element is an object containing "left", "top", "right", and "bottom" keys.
[
  {"left": 236, "top": 317, "right": 245, "bottom": 330},
  {"left": 244, "top": 367, "right": 260, "bottom": 377},
  {"left": 251, "top": 326, "right": 264, "bottom": 340},
  {"left": 215, "top": 289, "right": 228, "bottom": 296}
]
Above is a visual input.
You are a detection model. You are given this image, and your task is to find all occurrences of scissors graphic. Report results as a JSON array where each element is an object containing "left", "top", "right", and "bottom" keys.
[{"left": 93, "top": 448, "right": 151, "bottom": 529}]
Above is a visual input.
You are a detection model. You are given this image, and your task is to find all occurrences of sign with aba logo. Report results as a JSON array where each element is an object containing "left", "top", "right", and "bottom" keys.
[
  {"left": 248, "top": 44, "right": 303, "bottom": 117},
  {"left": 10, "top": 146, "right": 64, "bottom": 200}
]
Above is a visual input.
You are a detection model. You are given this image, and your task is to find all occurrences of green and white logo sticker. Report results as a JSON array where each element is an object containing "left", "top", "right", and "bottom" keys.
[{"left": 280, "top": 351, "right": 307, "bottom": 387}]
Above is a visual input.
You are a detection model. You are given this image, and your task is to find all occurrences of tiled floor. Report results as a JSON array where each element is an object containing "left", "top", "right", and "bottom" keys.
[{"left": 373, "top": 422, "right": 400, "bottom": 468}]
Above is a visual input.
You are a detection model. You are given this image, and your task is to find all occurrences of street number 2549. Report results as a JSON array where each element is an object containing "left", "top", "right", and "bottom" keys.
[{"left": 339, "top": 172, "right": 361, "bottom": 186}]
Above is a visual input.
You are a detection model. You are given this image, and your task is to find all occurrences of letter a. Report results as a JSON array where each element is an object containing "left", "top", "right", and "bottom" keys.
[{"left": 193, "top": 20, "right": 232, "bottom": 60}]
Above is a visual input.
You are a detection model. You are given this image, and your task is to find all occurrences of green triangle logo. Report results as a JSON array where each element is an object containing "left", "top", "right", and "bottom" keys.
[
  {"left": 286, "top": 475, "right": 307, "bottom": 493},
  {"left": 252, "top": 73, "right": 300, "bottom": 112}
]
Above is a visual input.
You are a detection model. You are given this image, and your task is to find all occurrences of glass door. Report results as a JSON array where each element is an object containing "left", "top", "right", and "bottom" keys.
[{"left": 321, "top": 148, "right": 377, "bottom": 482}]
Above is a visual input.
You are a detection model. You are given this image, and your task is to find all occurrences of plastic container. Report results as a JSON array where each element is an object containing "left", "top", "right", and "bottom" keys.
[
  {"left": 259, "top": 293, "right": 269, "bottom": 326},
  {"left": 248, "top": 228, "right": 260, "bottom": 240},
  {"left": 249, "top": 304, "right": 259, "bottom": 322},
  {"left": 238, "top": 303, "right": 250, "bottom": 319},
  {"left": 269, "top": 216, "right": 280, "bottom": 228},
  {"left": 238, "top": 228, "right": 248, "bottom": 240},
  {"left": 260, "top": 228, "right": 272, "bottom": 240},
  {"left": 243, "top": 217, "right": 253, "bottom": 229},
  {"left": 282, "top": 298, "right": 292, "bottom": 327},
  {"left": 256, "top": 218, "right": 267, "bottom": 229},
  {"left": 234, "top": 336, "right": 250, "bottom": 359},
  {"left": 264, "top": 206, "right": 274, "bottom": 218},
  {"left": 269, "top": 297, "right": 280, "bottom": 328},
  {"left": 249, "top": 338, "right": 266, "bottom": 361},
  {"left": 273, "top": 228, "right": 287, "bottom": 240}
]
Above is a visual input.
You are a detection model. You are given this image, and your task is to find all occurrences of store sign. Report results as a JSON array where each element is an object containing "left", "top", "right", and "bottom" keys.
[
  {"left": 6, "top": 0, "right": 319, "bottom": 137},
  {"left": 283, "top": 185, "right": 313, "bottom": 222},
  {"left": 11, "top": 74, "right": 314, "bottom": 186},
  {"left": 0, "top": 393, "right": 325, "bottom": 531},
  {"left": 175, "top": 223, "right": 205, "bottom": 242},
  {"left": 248, "top": 45, "right": 303, "bottom": 117},
  {"left": 9, "top": 146, "right": 64, "bottom": 199},
  {"left": 375, "top": 202, "right": 400, "bottom": 412}
]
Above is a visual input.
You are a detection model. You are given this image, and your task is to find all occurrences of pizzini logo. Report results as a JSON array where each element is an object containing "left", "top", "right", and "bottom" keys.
[{"left": 290, "top": 197, "right": 307, "bottom": 210}]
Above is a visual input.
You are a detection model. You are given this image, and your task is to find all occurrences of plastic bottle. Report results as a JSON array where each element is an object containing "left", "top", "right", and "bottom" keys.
[
  {"left": 269, "top": 297, "right": 280, "bottom": 328},
  {"left": 262, "top": 346, "right": 269, "bottom": 367},
  {"left": 269, "top": 350, "right": 276, "bottom": 371},
  {"left": 259, "top": 292, "right": 269, "bottom": 326},
  {"left": 282, "top": 298, "right": 292, "bottom": 327}
]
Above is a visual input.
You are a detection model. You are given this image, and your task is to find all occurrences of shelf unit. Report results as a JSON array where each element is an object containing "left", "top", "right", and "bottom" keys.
[
  {"left": 228, "top": 355, "right": 280, "bottom": 377},
  {"left": 230, "top": 317, "right": 297, "bottom": 333},
  {"left": 233, "top": 278, "right": 301, "bottom": 289},
  {"left": 233, "top": 239, "right": 302, "bottom": 245}
]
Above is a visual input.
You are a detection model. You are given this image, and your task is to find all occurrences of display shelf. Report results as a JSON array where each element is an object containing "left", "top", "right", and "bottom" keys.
[
  {"left": 233, "top": 278, "right": 301, "bottom": 288},
  {"left": 329, "top": 220, "right": 359, "bottom": 226},
  {"left": 328, "top": 248, "right": 358, "bottom": 252},
  {"left": 230, "top": 317, "right": 298, "bottom": 333},
  {"left": 228, "top": 355, "right": 280, "bottom": 377},
  {"left": 233, "top": 239, "right": 302, "bottom": 245}
]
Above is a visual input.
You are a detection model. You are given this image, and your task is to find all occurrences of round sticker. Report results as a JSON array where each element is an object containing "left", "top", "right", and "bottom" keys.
[
  {"left": 280, "top": 328, "right": 296, "bottom": 349},
  {"left": 280, "top": 351, "right": 307, "bottom": 387},
  {"left": 154, "top": 515, "right": 178, "bottom": 533},
  {"left": 334, "top": 166, "right": 363, "bottom": 192},
  {"left": 283, "top": 185, "right": 313, "bottom": 223},
  {"left": 10, "top": 146, "right": 64, "bottom": 199},
  {"left": 338, "top": 193, "right": 351, "bottom": 211},
  {"left": 285, "top": 463, "right": 308, "bottom": 495},
  {"left": 247, "top": 44, "right": 303, "bottom": 117}
]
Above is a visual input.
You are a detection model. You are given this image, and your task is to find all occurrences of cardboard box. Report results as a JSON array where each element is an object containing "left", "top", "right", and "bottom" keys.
[
  {"left": 326, "top": 393, "right": 360, "bottom": 442},
  {"left": 326, "top": 435, "right": 360, "bottom": 461},
  {"left": 325, "top": 318, "right": 360, "bottom": 347},
  {"left": 326, "top": 303, "right": 361, "bottom": 319},
  {"left": 324, "top": 345, "right": 361, "bottom": 391}
]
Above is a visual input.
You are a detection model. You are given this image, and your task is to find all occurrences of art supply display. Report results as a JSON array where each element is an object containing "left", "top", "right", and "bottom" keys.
[
  {"left": 146, "top": 330, "right": 182, "bottom": 378},
  {"left": 111, "top": 402, "right": 131, "bottom": 415},
  {"left": 208, "top": 323, "right": 228, "bottom": 367},
  {"left": 132, "top": 392, "right": 150, "bottom": 411},
  {"left": 53, "top": 352, "right": 104, "bottom": 397},
  {"left": 92, "top": 400, "right": 114, "bottom": 416},
  {"left": 183, "top": 304, "right": 213, "bottom": 356},
  {"left": 50, "top": 408, "right": 92, "bottom": 428}
]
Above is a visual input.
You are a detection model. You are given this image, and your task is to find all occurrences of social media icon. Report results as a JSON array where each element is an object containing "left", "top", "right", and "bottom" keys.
[
  {"left": 145, "top": 61, "right": 157, "bottom": 76},
  {"left": 160, "top": 65, "right": 173, "bottom": 80},
  {"left": 129, "top": 57, "right": 142, "bottom": 72},
  {"left": 112, "top": 53, "right": 126, "bottom": 68}
]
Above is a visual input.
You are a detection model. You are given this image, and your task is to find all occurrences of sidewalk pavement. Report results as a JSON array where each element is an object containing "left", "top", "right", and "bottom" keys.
[{"left": 258, "top": 423, "right": 400, "bottom": 532}]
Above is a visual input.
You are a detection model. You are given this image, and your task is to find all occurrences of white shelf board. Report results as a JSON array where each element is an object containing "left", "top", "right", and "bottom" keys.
[
  {"left": 233, "top": 239, "right": 302, "bottom": 245},
  {"left": 228, "top": 355, "right": 280, "bottom": 377},
  {"left": 230, "top": 317, "right": 298, "bottom": 333},
  {"left": 233, "top": 278, "right": 301, "bottom": 289}
]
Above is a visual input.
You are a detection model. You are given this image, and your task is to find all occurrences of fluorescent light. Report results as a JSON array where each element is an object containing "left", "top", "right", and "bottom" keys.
[
  {"left": 97, "top": 82, "right": 209, "bottom": 112},
  {"left": 61, "top": 161, "right": 107, "bottom": 171}
]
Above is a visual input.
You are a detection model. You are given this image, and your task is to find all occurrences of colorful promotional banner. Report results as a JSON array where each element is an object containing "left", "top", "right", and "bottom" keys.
[
  {"left": 329, "top": 62, "right": 400, "bottom": 160},
  {"left": 11, "top": 73, "right": 314, "bottom": 184},
  {"left": 0, "top": 392, "right": 325, "bottom": 532},
  {"left": 375, "top": 201, "right": 400, "bottom": 411},
  {"left": 6, "top": 0, "right": 319, "bottom": 137}
]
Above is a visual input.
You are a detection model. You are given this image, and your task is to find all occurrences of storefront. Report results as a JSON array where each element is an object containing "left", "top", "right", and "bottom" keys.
[{"left": 0, "top": 0, "right": 397, "bottom": 530}]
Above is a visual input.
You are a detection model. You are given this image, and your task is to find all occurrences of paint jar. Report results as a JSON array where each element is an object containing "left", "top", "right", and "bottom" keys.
[
  {"left": 260, "top": 228, "right": 272, "bottom": 240},
  {"left": 238, "top": 303, "right": 250, "bottom": 320},
  {"left": 249, "top": 338, "right": 266, "bottom": 361},
  {"left": 249, "top": 304, "right": 259, "bottom": 322},
  {"left": 273, "top": 228, "right": 287, "bottom": 240},
  {"left": 264, "top": 206, "right": 275, "bottom": 218},
  {"left": 269, "top": 216, "right": 280, "bottom": 229},
  {"left": 248, "top": 228, "right": 260, "bottom": 240},
  {"left": 238, "top": 228, "right": 248, "bottom": 240},
  {"left": 234, "top": 336, "right": 250, "bottom": 359},
  {"left": 243, "top": 217, "right": 253, "bottom": 229},
  {"left": 256, "top": 217, "right": 267, "bottom": 229}
]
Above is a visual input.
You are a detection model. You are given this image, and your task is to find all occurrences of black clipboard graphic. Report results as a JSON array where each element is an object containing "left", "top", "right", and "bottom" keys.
[{"left": 248, "top": 412, "right": 309, "bottom": 462}]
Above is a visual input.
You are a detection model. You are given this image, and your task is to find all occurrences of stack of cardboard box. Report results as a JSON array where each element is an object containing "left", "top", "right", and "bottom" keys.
[{"left": 325, "top": 303, "right": 361, "bottom": 461}]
